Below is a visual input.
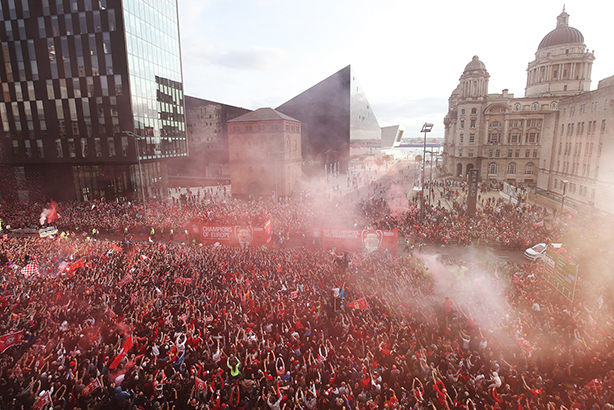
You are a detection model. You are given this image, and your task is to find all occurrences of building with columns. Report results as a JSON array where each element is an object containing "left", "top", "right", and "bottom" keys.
[{"left": 443, "top": 8, "right": 614, "bottom": 217}]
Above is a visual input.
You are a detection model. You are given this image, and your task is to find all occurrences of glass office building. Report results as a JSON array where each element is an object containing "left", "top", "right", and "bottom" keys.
[{"left": 0, "top": 0, "right": 187, "bottom": 202}]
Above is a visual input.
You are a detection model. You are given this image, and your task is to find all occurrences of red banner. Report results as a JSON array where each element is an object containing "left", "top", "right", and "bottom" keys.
[
  {"left": 318, "top": 228, "right": 398, "bottom": 255},
  {"left": 33, "top": 391, "right": 52, "bottom": 410},
  {"left": 82, "top": 378, "right": 102, "bottom": 396},
  {"left": 109, "top": 335, "right": 133, "bottom": 370},
  {"left": 191, "top": 219, "right": 272, "bottom": 248},
  {"left": 0, "top": 330, "right": 23, "bottom": 353},
  {"left": 347, "top": 297, "right": 369, "bottom": 310}
]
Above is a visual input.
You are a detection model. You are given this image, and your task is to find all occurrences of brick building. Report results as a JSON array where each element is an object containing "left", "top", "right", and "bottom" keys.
[{"left": 228, "top": 108, "right": 302, "bottom": 198}]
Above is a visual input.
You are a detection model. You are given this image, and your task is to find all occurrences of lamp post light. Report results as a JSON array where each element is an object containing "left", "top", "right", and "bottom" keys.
[
  {"left": 269, "top": 150, "right": 284, "bottom": 201},
  {"left": 560, "top": 179, "right": 569, "bottom": 218},
  {"left": 420, "top": 123, "right": 434, "bottom": 220}
]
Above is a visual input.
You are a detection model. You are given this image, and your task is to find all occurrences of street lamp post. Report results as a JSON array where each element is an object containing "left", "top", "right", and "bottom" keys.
[
  {"left": 420, "top": 123, "right": 434, "bottom": 220},
  {"left": 560, "top": 179, "right": 569, "bottom": 217},
  {"left": 269, "top": 150, "right": 283, "bottom": 201}
]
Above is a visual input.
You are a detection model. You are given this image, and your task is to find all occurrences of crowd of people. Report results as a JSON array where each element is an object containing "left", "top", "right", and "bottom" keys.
[
  {"left": 0, "top": 162, "right": 612, "bottom": 409},
  {"left": 0, "top": 231, "right": 612, "bottom": 409}
]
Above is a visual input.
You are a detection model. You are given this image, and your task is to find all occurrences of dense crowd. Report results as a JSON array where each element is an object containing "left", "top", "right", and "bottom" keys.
[
  {"left": 0, "top": 234, "right": 612, "bottom": 410},
  {"left": 1, "top": 164, "right": 612, "bottom": 409}
]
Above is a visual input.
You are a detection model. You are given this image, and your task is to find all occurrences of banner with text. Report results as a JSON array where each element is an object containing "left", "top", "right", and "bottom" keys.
[
  {"left": 191, "top": 219, "right": 272, "bottom": 248},
  {"left": 317, "top": 228, "right": 398, "bottom": 255}
]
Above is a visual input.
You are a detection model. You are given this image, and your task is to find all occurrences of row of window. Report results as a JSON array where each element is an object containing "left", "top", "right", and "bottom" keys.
[
  {"left": 553, "top": 179, "right": 595, "bottom": 200},
  {"left": 486, "top": 162, "right": 535, "bottom": 175},
  {"left": 556, "top": 160, "right": 598, "bottom": 179},
  {"left": 559, "top": 141, "right": 602, "bottom": 158},
  {"left": 563, "top": 100, "right": 610, "bottom": 117},
  {"left": 561, "top": 120, "right": 606, "bottom": 137},
  {"left": 458, "top": 148, "right": 538, "bottom": 159},
  {"left": 231, "top": 124, "right": 301, "bottom": 133}
]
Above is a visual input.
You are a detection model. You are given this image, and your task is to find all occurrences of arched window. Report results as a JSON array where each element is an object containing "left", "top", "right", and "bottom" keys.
[
  {"left": 532, "top": 102, "right": 539, "bottom": 111},
  {"left": 293, "top": 139, "right": 297, "bottom": 151},
  {"left": 525, "top": 162, "right": 535, "bottom": 175},
  {"left": 507, "top": 162, "right": 517, "bottom": 174},
  {"left": 488, "top": 162, "right": 498, "bottom": 175},
  {"left": 286, "top": 137, "right": 290, "bottom": 151},
  {"left": 514, "top": 103, "right": 521, "bottom": 112}
]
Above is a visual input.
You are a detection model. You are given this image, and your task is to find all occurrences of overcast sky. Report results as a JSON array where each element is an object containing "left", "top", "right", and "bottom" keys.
[{"left": 177, "top": 0, "right": 614, "bottom": 140}]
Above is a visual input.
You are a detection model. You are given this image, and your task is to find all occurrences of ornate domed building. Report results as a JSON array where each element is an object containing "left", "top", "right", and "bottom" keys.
[
  {"left": 443, "top": 8, "right": 614, "bottom": 218},
  {"left": 525, "top": 8, "right": 595, "bottom": 98}
]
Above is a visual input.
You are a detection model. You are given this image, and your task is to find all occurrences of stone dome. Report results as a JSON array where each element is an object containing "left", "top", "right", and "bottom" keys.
[
  {"left": 464, "top": 55, "right": 486, "bottom": 73},
  {"left": 537, "top": 9, "right": 584, "bottom": 50}
]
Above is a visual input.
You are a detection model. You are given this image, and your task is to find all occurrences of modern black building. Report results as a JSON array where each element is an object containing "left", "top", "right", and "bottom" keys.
[
  {"left": 0, "top": 0, "right": 187, "bottom": 202},
  {"left": 276, "top": 65, "right": 381, "bottom": 173}
]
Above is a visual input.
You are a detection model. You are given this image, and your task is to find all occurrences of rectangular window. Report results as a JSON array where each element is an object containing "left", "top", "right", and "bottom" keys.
[
  {"left": 459, "top": 133, "right": 464, "bottom": 143},
  {"left": 55, "top": 139, "right": 63, "bottom": 158},
  {"left": 460, "top": 120, "right": 464, "bottom": 129},
  {"left": 525, "top": 149, "right": 530, "bottom": 158},
  {"left": 94, "top": 137, "right": 102, "bottom": 157},
  {"left": 515, "top": 149, "right": 520, "bottom": 158},
  {"left": 80, "top": 137, "right": 88, "bottom": 157},
  {"left": 36, "top": 140, "right": 44, "bottom": 158},
  {"left": 469, "top": 133, "right": 475, "bottom": 143},
  {"left": 24, "top": 140, "right": 31, "bottom": 158},
  {"left": 488, "top": 149, "right": 493, "bottom": 157},
  {"left": 68, "top": 138, "right": 76, "bottom": 158},
  {"left": 107, "top": 137, "right": 115, "bottom": 157},
  {"left": 470, "top": 120, "right": 476, "bottom": 128},
  {"left": 121, "top": 136, "right": 128, "bottom": 156},
  {"left": 507, "top": 149, "right": 512, "bottom": 157},
  {"left": 533, "top": 149, "right": 538, "bottom": 158},
  {"left": 495, "top": 149, "right": 500, "bottom": 158}
]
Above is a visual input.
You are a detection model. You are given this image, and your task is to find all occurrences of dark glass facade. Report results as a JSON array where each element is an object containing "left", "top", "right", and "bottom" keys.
[
  {"left": 276, "top": 65, "right": 380, "bottom": 173},
  {"left": 0, "top": 0, "right": 186, "bottom": 202}
]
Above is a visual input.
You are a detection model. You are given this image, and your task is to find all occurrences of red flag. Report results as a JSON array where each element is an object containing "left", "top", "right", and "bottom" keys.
[
  {"left": 195, "top": 376, "right": 207, "bottom": 391},
  {"left": 21, "top": 262, "right": 39, "bottom": 277},
  {"left": 33, "top": 391, "right": 52, "bottom": 410},
  {"left": 290, "top": 290, "right": 299, "bottom": 299},
  {"left": 118, "top": 274, "right": 133, "bottom": 288},
  {"left": 533, "top": 220, "right": 544, "bottom": 228},
  {"left": 0, "top": 330, "right": 24, "bottom": 353},
  {"left": 66, "top": 259, "right": 85, "bottom": 274},
  {"left": 109, "top": 335, "right": 133, "bottom": 370},
  {"left": 347, "top": 297, "right": 368, "bottom": 310},
  {"left": 81, "top": 378, "right": 102, "bottom": 396},
  {"left": 140, "top": 254, "right": 149, "bottom": 260}
]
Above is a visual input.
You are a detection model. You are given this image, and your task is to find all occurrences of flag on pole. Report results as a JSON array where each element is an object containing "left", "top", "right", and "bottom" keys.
[
  {"left": 347, "top": 297, "right": 368, "bottom": 310},
  {"left": 81, "top": 378, "right": 102, "bottom": 396},
  {"left": 0, "top": 330, "right": 24, "bottom": 353},
  {"left": 21, "top": 262, "right": 39, "bottom": 277},
  {"left": 109, "top": 335, "right": 133, "bottom": 370}
]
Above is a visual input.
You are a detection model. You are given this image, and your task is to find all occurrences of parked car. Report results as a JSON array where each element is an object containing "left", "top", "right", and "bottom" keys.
[{"left": 524, "top": 242, "right": 562, "bottom": 261}]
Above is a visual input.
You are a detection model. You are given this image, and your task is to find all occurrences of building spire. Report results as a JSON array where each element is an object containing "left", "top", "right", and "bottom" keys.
[{"left": 557, "top": 6, "right": 569, "bottom": 27}]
